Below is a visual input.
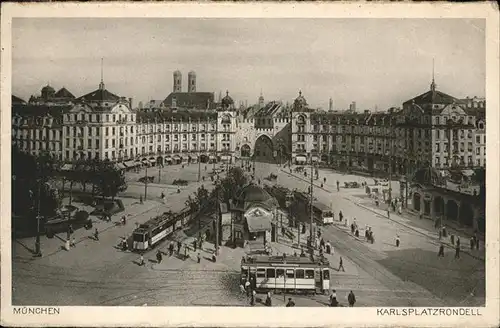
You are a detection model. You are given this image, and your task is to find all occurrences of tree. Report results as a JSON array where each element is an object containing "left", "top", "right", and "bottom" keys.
[
  {"left": 94, "top": 160, "right": 127, "bottom": 201},
  {"left": 185, "top": 184, "right": 211, "bottom": 229},
  {"left": 217, "top": 166, "right": 248, "bottom": 205}
]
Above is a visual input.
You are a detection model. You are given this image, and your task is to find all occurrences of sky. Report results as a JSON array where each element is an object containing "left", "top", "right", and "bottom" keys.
[{"left": 12, "top": 18, "right": 485, "bottom": 110}]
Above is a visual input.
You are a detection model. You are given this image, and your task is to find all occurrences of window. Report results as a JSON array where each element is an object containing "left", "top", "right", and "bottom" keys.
[
  {"left": 476, "top": 136, "right": 480, "bottom": 143},
  {"left": 105, "top": 127, "right": 109, "bottom": 136},
  {"left": 323, "top": 269, "right": 330, "bottom": 280},
  {"left": 476, "top": 148, "right": 480, "bottom": 155},
  {"left": 96, "top": 139, "right": 100, "bottom": 148},
  {"left": 88, "top": 139, "right": 92, "bottom": 147},
  {"left": 295, "top": 269, "right": 305, "bottom": 279},
  {"left": 286, "top": 269, "right": 295, "bottom": 279},
  {"left": 435, "top": 143, "right": 440, "bottom": 152},
  {"left": 276, "top": 269, "right": 284, "bottom": 278},
  {"left": 305, "top": 270, "right": 314, "bottom": 279},
  {"left": 257, "top": 268, "right": 266, "bottom": 278},
  {"left": 112, "top": 127, "right": 116, "bottom": 136},
  {"left": 105, "top": 140, "right": 109, "bottom": 148},
  {"left": 106, "top": 114, "right": 109, "bottom": 122}
]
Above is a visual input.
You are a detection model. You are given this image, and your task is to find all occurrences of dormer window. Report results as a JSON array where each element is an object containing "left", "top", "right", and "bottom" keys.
[{"left": 478, "top": 122, "right": 484, "bottom": 130}]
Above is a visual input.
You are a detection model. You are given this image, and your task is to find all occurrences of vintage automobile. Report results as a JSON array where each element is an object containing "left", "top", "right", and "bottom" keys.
[{"left": 344, "top": 181, "right": 360, "bottom": 188}]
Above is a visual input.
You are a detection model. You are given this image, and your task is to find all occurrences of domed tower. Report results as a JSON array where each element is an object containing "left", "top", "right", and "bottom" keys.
[
  {"left": 173, "top": 70, "right": 182, "bottom": 92},
  {"left": 258, "top": 90, "right": 264, "bottom": 109},
  {"left": 188, "top": 71, "right": 196, "bottom": 93},
  {"left": 293, "top": 90, "right": 308, "bottom": 112},
  {"left": 41, "top": 84, "right": 55, "bottom": 100},
  {"left": 221, "top": 90, "right": 235, "bottom": 110}
]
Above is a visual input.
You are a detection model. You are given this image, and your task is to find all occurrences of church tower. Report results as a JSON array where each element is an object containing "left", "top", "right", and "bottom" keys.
[
  {"left": 188, "top": 71, "right": 196, "bottom": 93},
  {"left": 258, "top": 90, "right": 264, "bottom": 109},
  {"left": 173, "top": 70, "right": 182, "bottom": 92}
]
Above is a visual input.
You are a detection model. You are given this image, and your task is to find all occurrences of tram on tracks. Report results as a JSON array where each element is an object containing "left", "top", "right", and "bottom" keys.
[
  {"left": 132, "top": 207, "right": 194, "bottom": 251},
  {"left": 241, "top": 255, "right": 330, "bottom": 294}
]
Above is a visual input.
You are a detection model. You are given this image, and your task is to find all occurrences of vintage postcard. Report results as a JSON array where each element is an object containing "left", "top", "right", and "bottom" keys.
[{"left": 1, "top": 2, "right": 499, "bottom": 327}]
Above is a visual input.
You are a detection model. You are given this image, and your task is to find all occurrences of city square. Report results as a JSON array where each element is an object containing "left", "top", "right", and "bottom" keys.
[{"left": 8, "top": 17, "right": 487, "bottom": 309}]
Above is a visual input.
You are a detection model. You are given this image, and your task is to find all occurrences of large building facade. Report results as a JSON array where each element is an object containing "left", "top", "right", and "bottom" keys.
[{"left": 291, "top": 80, "right": 486, "bottom": 175}]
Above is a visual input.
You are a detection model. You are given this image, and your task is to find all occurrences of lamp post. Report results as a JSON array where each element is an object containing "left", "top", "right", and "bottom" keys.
[
  {"left": 309, "top": 161, "right": 314, "bottom": 255},
  {"left": 33, "top": 178, "right": 42, "bottom": 257},
  {"left": 144, "top": 162, "right": 148, "bottom": 200}
]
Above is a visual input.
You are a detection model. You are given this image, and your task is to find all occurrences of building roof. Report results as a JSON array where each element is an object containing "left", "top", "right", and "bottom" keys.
[
  {"left": 403, "top": 89, "right": 459, "bottom": 106},
  {"left": 41, "top": 85, "right": 55, "bottom": 94},
  {"left": 136, "top": 109, "right": 217, "bottom": 123},
  {"left": 163, "top": 92, "right": 214, "bottom": 110},
  {"left": 246, "top": 215, "right": 272, "bottom": 232},
  {"left": 54, "top": 87, "right": 75, "bottom": 99},
  {"left": 411, "top": 167, "right": 448, "bottom": 186},
  {"left": 238, "top": 184, "right": 273, "bottom": 204},
  {"left": 77, "top": 88, "right": 120, "bottom": 102},
  {"left": 12, "top": 95, "right": 26, "bottom": 105},
  {"left": 221, "top": 91, "right": 234, "bottom": 107},
  {"left": 12, "top": 104, "right": 73, "bottom": 119}
]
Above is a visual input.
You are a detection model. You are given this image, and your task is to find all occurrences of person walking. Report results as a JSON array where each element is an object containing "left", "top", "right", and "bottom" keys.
[
  {"left": 336, "top": 180, "right": 340, "bottom": 192},
  {"left": 456, "top": 236, "right": 461, "bottom": 248},
  {"left": 156, "top": 249, "right": 163, "bottom": 264},
  {"left": 455, "top": 244, "right": 460, "bottom": 259},
  {"left": 339, "top": 211, "right": 343, "bottom": 222},
  {"left": 338, "top": 257, "right": 345, "bottom": 272},
  {"left": 71, "top": 237, "right": 76, "bottom": 248},
  {"left": 197, "top": 252, "right": 201, "bottom": 263},
  {"left": 330, "top": 289, "right": 339, "bottom": 307},
  {"left": 245, "top": 280, "right": 251, "bottom": 297},
  {"left": 438, "top": 243, "right": 445, "bottom": 257},
  {"left": 239, "top": 284, "right": 246, "bottom": 295},
  {"left": 450, "top": 234, "right": 455, "bottom": 246},
  {"left": 395, "top": 235, "right": 400, "bottom": 247},
  {"left": 177, "top": 240, "right": 182, "bottom": 254},
  {"left": 347, "top": 291, "right": 356, "bottom": 307},
  {"left": 65, "top": 239, "right": 70, "bottom": 251},
  {"left": 470, "top": 237, "right": 475, "bottom": 250},
  {"left": 250, "top": 289, "right": 256, "bottom": 306},
  {"left": 169, "top": 242, "right": 174, "bottom": 256},
  {"left": 286, "top": 298, "right": 296, "bottom": 307},
  {"left": 265, "top": 291, "right": 272, "bottom": 306},
  {"left": 139, "top": 254, "right": 145, "bottom": 266},
  {"left": 94, "top": 228, "right": 99, "bottom": 241},
  {"left": 193, "top": 238, "right": 198, "bottom": 251}
]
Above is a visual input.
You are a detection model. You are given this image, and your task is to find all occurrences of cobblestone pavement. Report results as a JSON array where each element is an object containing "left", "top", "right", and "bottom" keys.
[{"left": 11, "top": 161, "right": 484, "bottom": 306}]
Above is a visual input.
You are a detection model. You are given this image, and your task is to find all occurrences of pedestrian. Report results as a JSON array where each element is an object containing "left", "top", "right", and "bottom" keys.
[
  {"left": 239, "top": 284, "right": 246, "bottom": 295},
  {"left": 197, "top": 252, "right": 201, "bottom": 263},
  {"left": 251, "top": 289, "right": 256, "bottom": 306},
  {"left": 338, "top": 257, "right": 345, "bottom": 272},
  {"left": 339, "top": 211, "right": 343, "bottom": 222},
  {"left": 265, "top": 291, "right": 272, "bottom": 306},
  {"left": 456, "top": 237, "right": 461, "bottom": 248},
  {"left": 455, "top": 245, "right": 460, "bottom": 259},
  {"left": 65, "top": 239, "right": 70, "bottom": 251},
  {"left": 398, "top": 205, "right": 402, "bottom": 215},
  {"left": 330, "top": 289, "right": 339, "bottom": 307},
  {"left": 320, "top": 238, "right": 325, "bottom": 249},
  {"left": 177, "top": 240, "right": 181, "bottom": 253},
  {"left": 355, "top": 229, "right": 359, "bottom": 238},
  {"left": 156, "top": 250, "right": 163, "bottom": 264},
  {"left": 286, "top": 298, "right": 295, "bottom": 307},
  {"left": 438, "top": 230, "right": 442, "bottom": 240},
  {"left": 395, "top": 235, "right": 400, "bottom": 247},
  {"left": 169, "top": 242, "right": 174, "bottom": 256},
  {"left": 323, "top": 177, "right": 326, "bottom": 184},
  {"left": 470, "top": 237, "right": 475, "bottom": 250},
  {"left": 350, "top": 223, "right": 355, "bottom": 234},
  {"left": 450, "top": 234, "right": 455, "bottom": 246},
  {"left": 364, "top": 227, "right": 369, "bottom": 241},
  {"left": 140, "top": 195, "right": 143, "bottom": 204},
  {"left": 69, "top": 224, "right": 74, "bottom": 235},
  {"left": 336, "top": 180, "right": 340, "bottom": 192},
  {"left": 347, "top": 291, "right": 356, "bottom": 307},
  {"left": 140, "top": 254, "right": 145, "bottom": 266},
  {"left": 245, "top": 280, "right": 251, "bottom": 297},
  {"left": 71, "top": 237, "right": 76, "bottom": 248},
  {"left": 442, "top": 226, "right": 447, "bottom": 238},
  {"left": 94, "top": 228, "right": 99, "bottom": 241},
  {"left": 326, "top": 241, "right": 331, "bottom": 254},
  {"left": 438, "top": 244, "right": 445, "bottom": 257},
  {"left": 193, "top": 238, "right": 197, "bottom": 251}
]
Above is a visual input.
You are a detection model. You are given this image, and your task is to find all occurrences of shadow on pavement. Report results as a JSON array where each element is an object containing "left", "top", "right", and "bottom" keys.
[
  {"left": 377, "top": 247, "right": 485, "bottom": 306},
  {"left": 14, "top": 239, "right": 35, "bottom": 254}
]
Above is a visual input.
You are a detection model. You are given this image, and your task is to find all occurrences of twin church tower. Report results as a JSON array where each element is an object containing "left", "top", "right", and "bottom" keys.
[{"left": 173, "top": 70, "right": 196, "bottom": 93}]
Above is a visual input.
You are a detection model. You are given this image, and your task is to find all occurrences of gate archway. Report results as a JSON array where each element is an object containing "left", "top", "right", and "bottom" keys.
[
  {"left": 241, "top": 144, "right": 251, "bottom": 158},
  {"left": 446, "top": 200, "right": 459, "bottom": 221},
  {"left": 433, "top": 196, "right": 444, "bottom": 216},
  {"left": 459, "top": 202, "right": 474, "bottom": 226},
  {"left": 413, "top": 193, "right": 421, "bottom": 212},
  {"left": 253, "top": 135, "right": 274, "bottom": 163}
]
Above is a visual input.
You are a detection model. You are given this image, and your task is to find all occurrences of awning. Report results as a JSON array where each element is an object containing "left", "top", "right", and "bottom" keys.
[
  {"left": 462, "top": 169, "right": 474, "bottom": 177},
  {"left": 295, "top": 156, "right": 307, "bottom": 163},
  {"left": 209, "top": 155, "right": 216, "bottom": 160},
  {"left": 116, "top": 163, "right": 126, "bottom": 170},
  {"left": 221, "top": 155, "right": 231, "bottom": 161},
  {"left": 246, "top": 215, "right": 272, "bottom": 233},
  {"left": 124, "top": 160, "right": 136, "bottom": 167},
  {"left": 61, "top": 164, "right": 73, "bottom": 171},
  {"left": 165, "top": 157, "right": 173, "bottom": 162},
  {"left": 149, "top": 159, "right": 156, "bottom": 164},
  {"left": 173, "top": 155, "right": 181, "bottom": 161}
]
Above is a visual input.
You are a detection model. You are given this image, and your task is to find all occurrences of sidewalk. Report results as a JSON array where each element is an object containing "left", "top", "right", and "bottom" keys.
[{"left": 346, "top": 194, "right": 485, "bottom": 261}]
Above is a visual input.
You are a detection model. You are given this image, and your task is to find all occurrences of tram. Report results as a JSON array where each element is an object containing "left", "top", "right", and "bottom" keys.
[
  {"left": 240, "top": 255, "right": 330, "bottom": 294},
  {"left": 132, "top": 207, "right": 193, "bottom": 251}
]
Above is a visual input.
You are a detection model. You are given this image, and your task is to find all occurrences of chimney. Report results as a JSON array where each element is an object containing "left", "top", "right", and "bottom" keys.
[{"left": 129, "top": 97, "right": 133, "bottom": 109}]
